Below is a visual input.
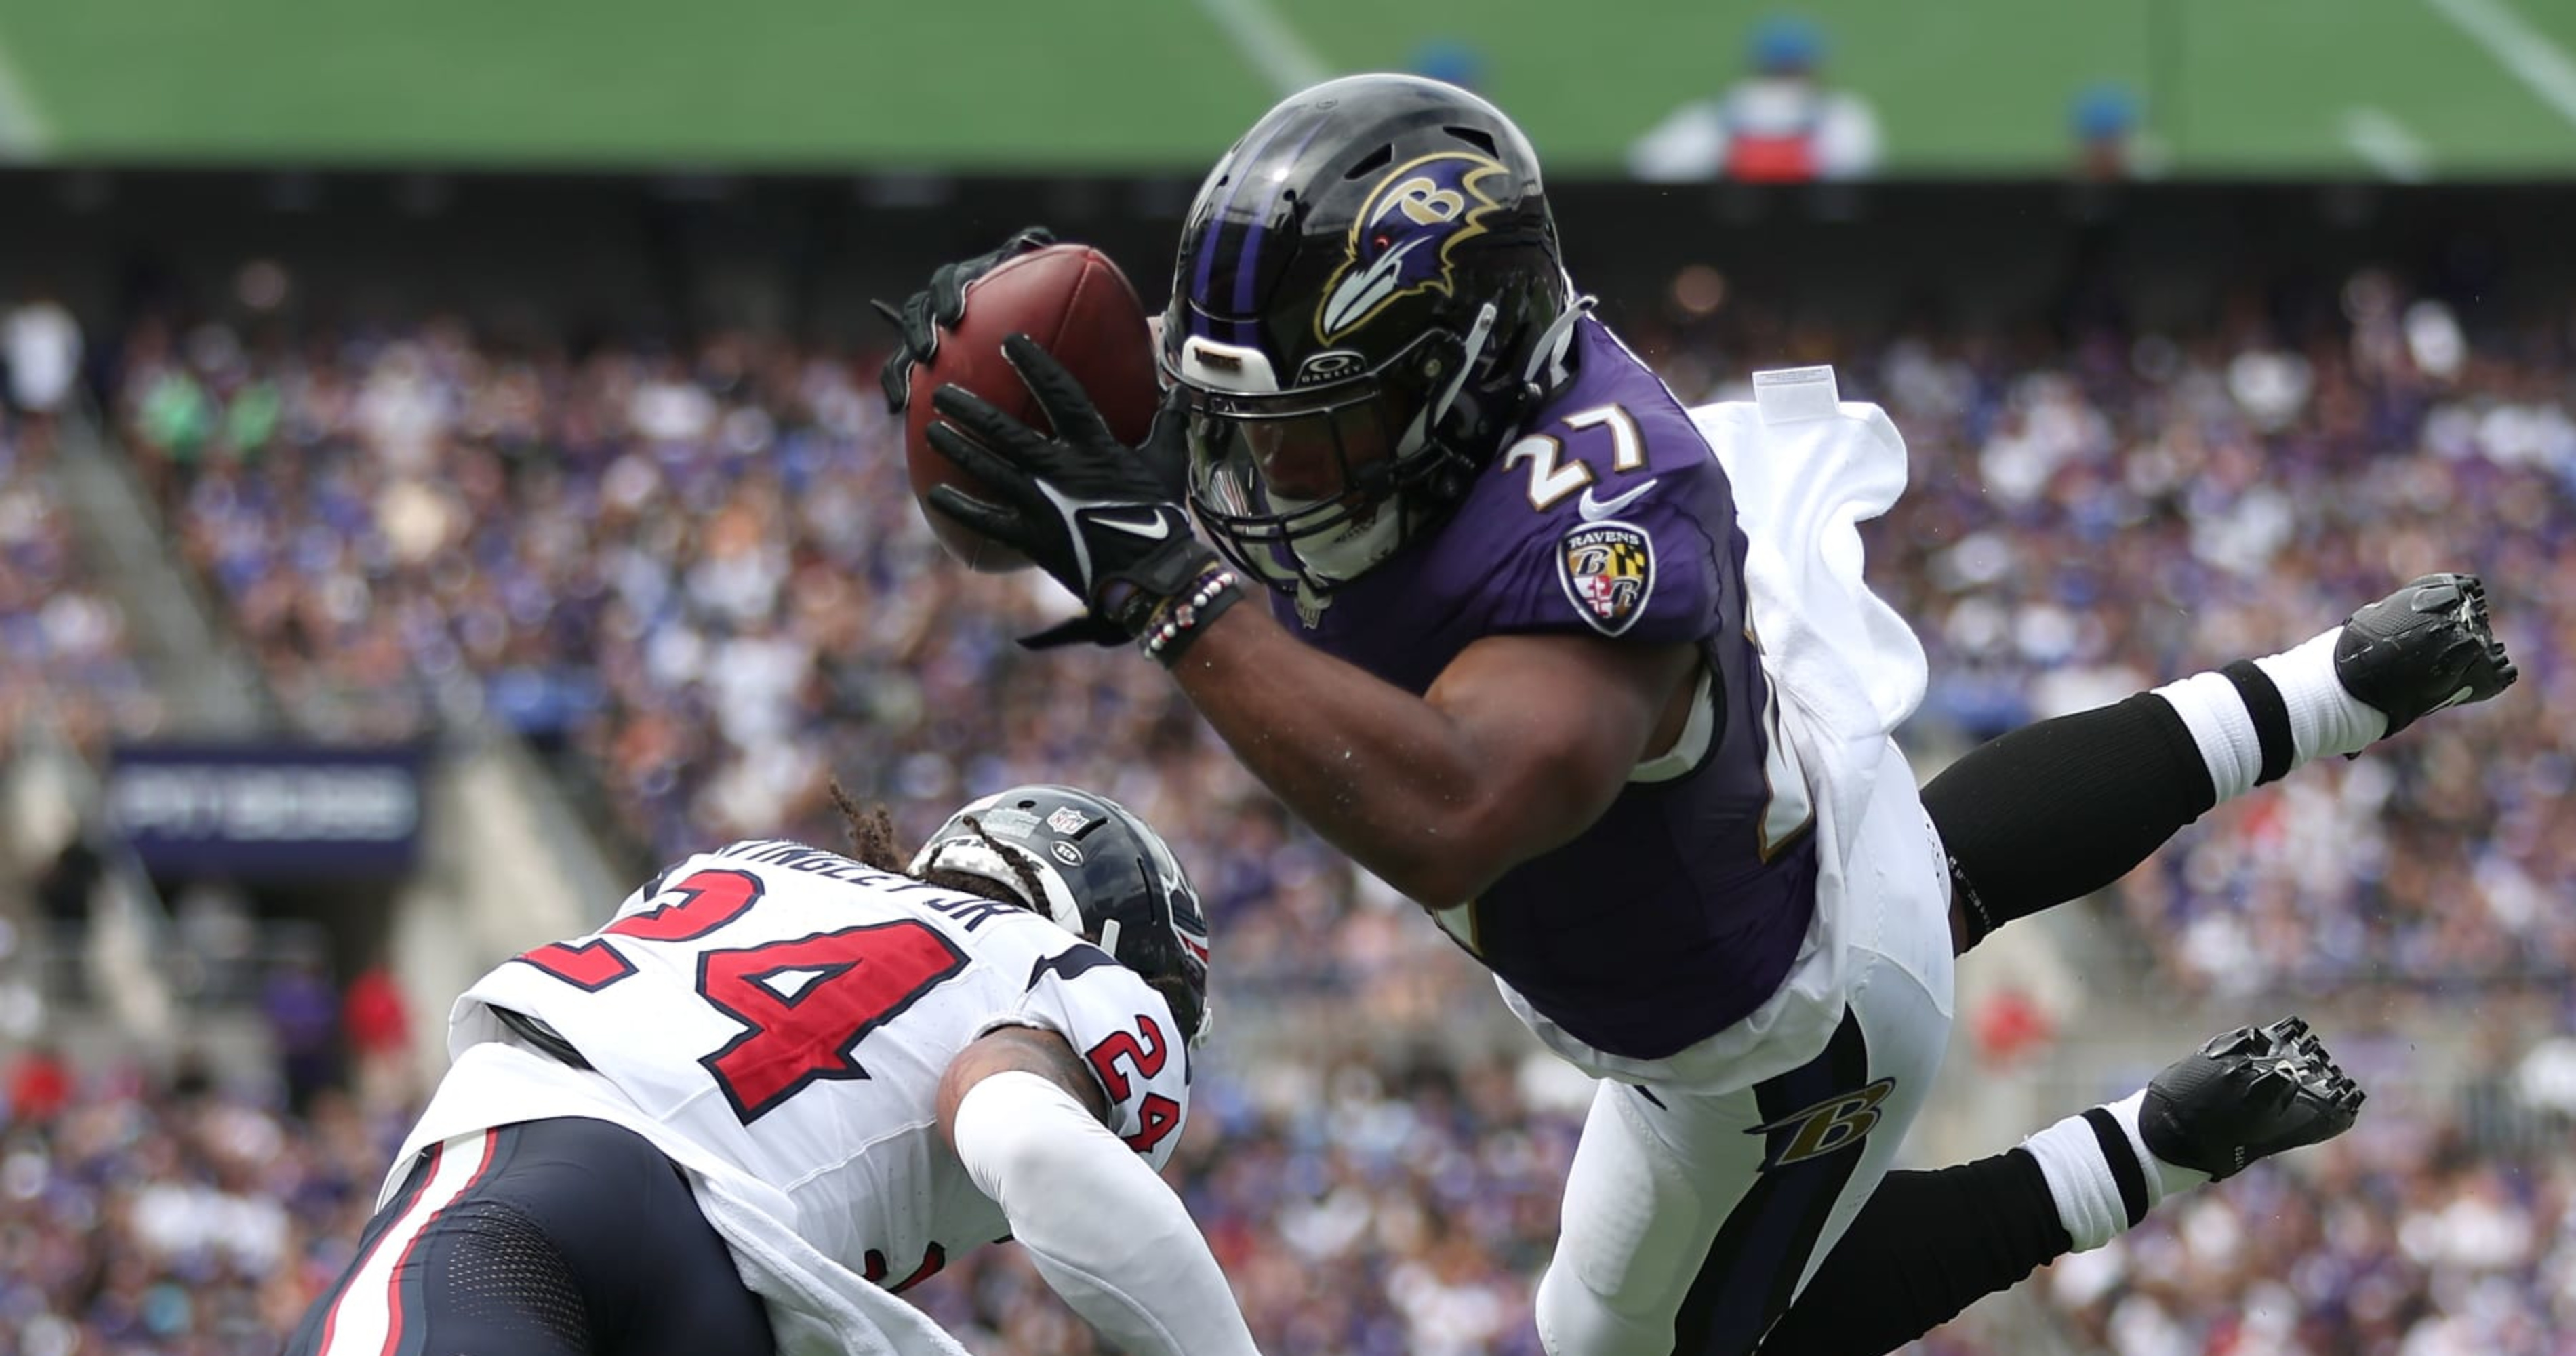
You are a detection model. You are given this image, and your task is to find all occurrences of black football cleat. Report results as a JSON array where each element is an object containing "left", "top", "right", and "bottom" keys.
[
  {"left": 2335, "top": 573, "right": 2516, "bottom": 738},
  {"left": 2138, "top": 1016, "right": 2365, "bottom": 1181}
]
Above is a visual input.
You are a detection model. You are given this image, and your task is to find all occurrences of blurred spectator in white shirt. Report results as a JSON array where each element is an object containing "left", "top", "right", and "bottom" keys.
[
  {"left": 1628, "top": 16, "right": 1881, "bottom": 183},
  {"left": 3, "top": 294, "right": 81, "bottom": 416}
]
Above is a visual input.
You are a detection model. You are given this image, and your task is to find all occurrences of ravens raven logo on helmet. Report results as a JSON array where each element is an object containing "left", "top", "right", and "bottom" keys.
[{"left": 1314, "top": 151, "right": 1511, "bottom": 344}]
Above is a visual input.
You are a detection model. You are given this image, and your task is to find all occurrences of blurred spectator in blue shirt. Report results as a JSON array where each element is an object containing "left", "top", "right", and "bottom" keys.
[
  {"left": 2072, "top": 83, "right": 2143, "bottom": 182},
  {"left": 1408, "top": 39, "right": 1486, "bottom": 94}
]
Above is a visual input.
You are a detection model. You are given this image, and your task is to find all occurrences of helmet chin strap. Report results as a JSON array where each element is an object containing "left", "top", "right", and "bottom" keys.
[
  {"left": 1393, "top": 301, "right": 1500, "bottom": 459},
  {"left": 1433, "top": 302, "right": 1500, "bottom": 427},
  {"left": 1272, "top": 306, "right": 1500, "bottom": 589},
  {"left": 1521, "top": 292, "right": 1593, "bottom": 399}
]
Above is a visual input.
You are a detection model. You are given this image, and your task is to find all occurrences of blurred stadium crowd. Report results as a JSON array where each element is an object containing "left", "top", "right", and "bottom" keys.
[
  {"left": 4, "top": 1029, "right": 2572, "bottom": 1355},
  {"left": 96, "top": 270, "right": 2576, "bottom": 997},
  {"left": 0, "top": 324, "right": 158, "bottom": 754},
  {"left": 2, "top": 260, "right": 2572, "bottom": 1352}
]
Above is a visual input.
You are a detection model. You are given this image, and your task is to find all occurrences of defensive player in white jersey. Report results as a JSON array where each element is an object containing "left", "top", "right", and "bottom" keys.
[{"left": 286, "top": 784, "right": 1256, "bottom": 1356}]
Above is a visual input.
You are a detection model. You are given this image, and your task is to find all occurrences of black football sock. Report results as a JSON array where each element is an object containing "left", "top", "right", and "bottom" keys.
[
  {"left": 1928, "top": 631, "right": 2386, "bottom": 952},
  {"left": 1755, "top": 1150, "right": 2068, "bottom": 1355},
  {"left": 1757, "top": 1097, "right": 2221, "bottom": 1353},
  {"left": 1922, "top": 692, "right": 2211, "bottom": 951}
]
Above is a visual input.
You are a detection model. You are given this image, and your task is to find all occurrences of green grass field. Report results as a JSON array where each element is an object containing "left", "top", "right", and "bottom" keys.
[{"left": 0, "top": 0, "right": 2571, "bottom": 175}]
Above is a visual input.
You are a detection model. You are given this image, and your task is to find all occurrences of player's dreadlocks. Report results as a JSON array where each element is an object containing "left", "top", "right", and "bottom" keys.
[{"left": 830, "top": 780, "right": 1049, "bottom": 909}]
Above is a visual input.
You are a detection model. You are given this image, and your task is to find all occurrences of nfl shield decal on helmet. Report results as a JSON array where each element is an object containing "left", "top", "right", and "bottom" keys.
[
  {"left": 1045, "top": 807, "right": 1089, "bottom": 835},
  {"left": 1558, "top": 522, "right": 1656, "bottom": 636}
]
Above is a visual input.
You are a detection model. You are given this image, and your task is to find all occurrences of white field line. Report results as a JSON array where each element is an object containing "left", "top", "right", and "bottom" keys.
[
  {"left": 2426, "top": 0, "right": 2576, "bottom": 135},
  {"left": 0, "top": 19, "right": 52, "bottom": 159},
  {"left": 2343, "top": 106, "right": 2432, "bottom": 181},
  {"left": 1190, "top": 0, "right": 1330, "bottom": 95}
]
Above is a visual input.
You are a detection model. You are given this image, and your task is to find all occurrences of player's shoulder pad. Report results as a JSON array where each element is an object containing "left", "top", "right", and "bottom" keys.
[
  {"left": 1748, "top": 365, "right": 1901, "bottom": 443},
  {"left": 1011, "top": 938, "right": 1192, "bottom": 1162},
  {"left": 1688, "top": 365, "right": 1901, "bottom": 449},
  {"left": 1026, "top": 940, "right": 1120, "bottom": 990},
  {"left": 1691, "top": 365, "right": 1911, "bottom": 533}
]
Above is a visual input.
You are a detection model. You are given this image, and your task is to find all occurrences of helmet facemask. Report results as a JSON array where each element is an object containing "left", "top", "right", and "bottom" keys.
[{"left": 1177, "top": 302, "right": 1502, "bottom": 596}]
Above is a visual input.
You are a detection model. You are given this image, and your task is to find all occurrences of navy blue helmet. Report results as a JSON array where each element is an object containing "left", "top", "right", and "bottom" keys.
[
  {"left": 1163, "top": 74, "right": 1577, "bottom": 596},
  {"left": 911, "top": 784, "right": 1213, "bottom": 1043}
]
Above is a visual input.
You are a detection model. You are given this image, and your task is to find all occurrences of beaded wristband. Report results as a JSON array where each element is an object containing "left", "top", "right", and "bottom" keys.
[{"left": 1138, "top": 567, "right": 1245, "bottom": 667}]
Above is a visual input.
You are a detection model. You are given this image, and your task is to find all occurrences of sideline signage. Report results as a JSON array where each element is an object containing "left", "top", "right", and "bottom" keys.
[{"left": 105, "top": 745, "right": 426, "bottom": 878}]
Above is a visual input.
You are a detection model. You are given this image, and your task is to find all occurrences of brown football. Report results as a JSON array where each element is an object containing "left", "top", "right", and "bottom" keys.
[{"left": 898, "top": 243, "right": 1162, "bottom": 573}]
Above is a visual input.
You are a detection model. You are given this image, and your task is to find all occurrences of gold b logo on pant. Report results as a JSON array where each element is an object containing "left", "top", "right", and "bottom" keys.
[{"left": 1748, "top": 1078, "right": 1897, "bottom": 1168}]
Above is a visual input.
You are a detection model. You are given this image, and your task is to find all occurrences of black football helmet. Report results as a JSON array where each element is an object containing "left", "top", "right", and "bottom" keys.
[
  {"left": 910, "top": 784, "right": 1212, "bottom": 1043},
  {"left": 1163, "top": 73, "right": 1579, "bottom": 597}
]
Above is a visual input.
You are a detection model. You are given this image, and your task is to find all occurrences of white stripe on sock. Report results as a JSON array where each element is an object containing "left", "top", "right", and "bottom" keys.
[
  {"left": 2106, "top": 1089, "right": 2209, "bottom": 1200},
  {"left": 2021, "top": 1114, "right": 2131, "bottom": 1253},
  {"left": 2153, "top": 626, "right": 2391, "bottom": 803},
  {"left": 2251, "top": 628, "right": 2387, "bottom": 761},
  {"left": 2024, "top": 1090, "right": 2218, "bottom": 1255},
  {"left": 2150, "top": 671, "right": 2265, "bottom": 803}
]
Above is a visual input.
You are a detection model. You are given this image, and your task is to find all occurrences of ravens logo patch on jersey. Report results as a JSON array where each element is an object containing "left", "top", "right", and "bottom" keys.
[{"left": 1557, "top": 521, "right": 1657, "bottom": 636}]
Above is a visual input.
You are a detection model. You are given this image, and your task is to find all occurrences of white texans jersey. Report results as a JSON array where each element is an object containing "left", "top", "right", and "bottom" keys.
[{"left": 449, "top": 838, "right": 1194, "bottom": 1294}]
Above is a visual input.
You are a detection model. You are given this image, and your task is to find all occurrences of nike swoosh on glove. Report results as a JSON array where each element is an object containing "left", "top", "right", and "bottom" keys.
[{"left": 926, "top": 334, "right": 1217, "bottom": 647}]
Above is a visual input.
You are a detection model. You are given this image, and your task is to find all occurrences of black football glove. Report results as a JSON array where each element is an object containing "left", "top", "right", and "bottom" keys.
[
  {"left": 874, "top": 225, "right": 1056, "bottom": 417},
  {"left": 926, "top": 334, "right": 1219, "bottom": 650}
]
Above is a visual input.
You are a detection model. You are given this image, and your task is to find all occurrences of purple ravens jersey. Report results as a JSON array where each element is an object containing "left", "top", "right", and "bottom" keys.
[{"left": 1275, "top": 317, "right": 1818, "bottom": 1060}]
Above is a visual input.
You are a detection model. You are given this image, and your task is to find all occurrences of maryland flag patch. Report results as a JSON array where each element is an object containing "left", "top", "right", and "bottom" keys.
[{"left": 1556, "top": 522, "right": 1657, "bottom": 636}]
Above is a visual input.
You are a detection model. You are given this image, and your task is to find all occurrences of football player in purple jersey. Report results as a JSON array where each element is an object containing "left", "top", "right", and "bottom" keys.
[{"left": 883, "top": 75, "right": 2515, "bottom": 1355}]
